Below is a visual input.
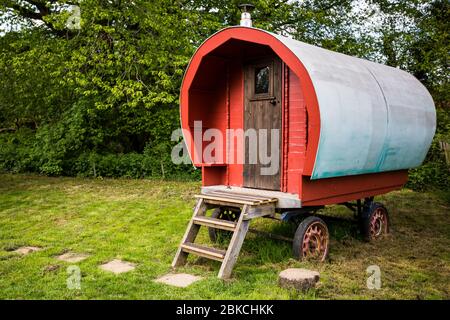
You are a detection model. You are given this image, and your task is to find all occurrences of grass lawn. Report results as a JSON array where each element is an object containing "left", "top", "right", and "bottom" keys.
[{"left": 0, "top": 173, "right": 448, "bottom": 299}]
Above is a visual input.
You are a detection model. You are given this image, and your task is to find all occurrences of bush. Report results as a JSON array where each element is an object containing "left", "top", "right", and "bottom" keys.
[
  {"left": 0, "top": 128, "right": 200, "bottom": 181},
  {"left": 0, "top": 128, "right": 37, "bottom": 173},
  {"left": 407, "top": 162, "right": 449, "bottom": 191},
  {"left": 71, "top": 152, "right": 199, "bottom": 179},
  {"left": 406, "top": 108, "right": 450, "bottom": 191}
]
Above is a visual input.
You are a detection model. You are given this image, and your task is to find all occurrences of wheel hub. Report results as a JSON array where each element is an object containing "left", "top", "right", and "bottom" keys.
[
  {"left": 302, "top": 222, "right": 328, "bottom": 261},
  {"left": 370, "top": 208, "right": 388, "bottom": 239}
]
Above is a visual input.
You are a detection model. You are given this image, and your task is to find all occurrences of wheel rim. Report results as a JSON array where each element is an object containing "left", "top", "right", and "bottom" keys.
[
  {"left": 369, "top": 207, "right": 388, "bottom": 239},
  {"left": 302, "top": 222, "right": 329, "bottom": 261}
]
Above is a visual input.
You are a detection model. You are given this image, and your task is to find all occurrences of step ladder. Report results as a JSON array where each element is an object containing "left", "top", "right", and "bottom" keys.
[{"left": 172, "top": 190, "right": 277, "bottom": 279}]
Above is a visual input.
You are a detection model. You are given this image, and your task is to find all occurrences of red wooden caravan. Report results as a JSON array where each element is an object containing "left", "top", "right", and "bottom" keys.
[{"left": 173, "top": 21, "right": 436, "bottom": 279}]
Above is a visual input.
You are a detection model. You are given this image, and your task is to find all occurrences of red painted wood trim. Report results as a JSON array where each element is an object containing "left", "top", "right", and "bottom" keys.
[
  {"left": 301, "top": 170, "right": 408, "bottom": 206},
  {"left": 226, "top": 64, "right": 230, "bottom": 186},
  {"left": 180, "top": 27, "right": 320, "bottom": 174},
  {"left": 282, "top": 64, "right": 289, "bottom": 192}
]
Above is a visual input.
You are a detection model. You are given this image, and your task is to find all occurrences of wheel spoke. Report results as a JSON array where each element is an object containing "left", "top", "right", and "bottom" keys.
[
  {"left": 300, "top": 221, "right": 328, "bottom": 261},
  {"left": 369, "top": 207, "right": 388, "bottom": 239}
]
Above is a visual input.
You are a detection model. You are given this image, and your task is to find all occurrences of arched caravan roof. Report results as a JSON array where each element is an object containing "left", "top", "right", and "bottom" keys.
[{"left": 180, "top": 27, "right": 436, "bottom": 180}]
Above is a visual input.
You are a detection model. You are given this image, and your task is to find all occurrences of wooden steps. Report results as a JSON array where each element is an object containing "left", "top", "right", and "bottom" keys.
[
  {"left": 193, "top": 216, "right": 237, "bottom": 231},
  {"left": 181, "top": 243, "right": 226, "bottom": 261},
  {"left": 172, "top": 192, "right": 277, "bottom": 279}
]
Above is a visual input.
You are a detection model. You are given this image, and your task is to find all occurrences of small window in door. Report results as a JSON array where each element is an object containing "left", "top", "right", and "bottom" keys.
[{"left": 255, "top": 66, "right": 270, "bottom": 94}]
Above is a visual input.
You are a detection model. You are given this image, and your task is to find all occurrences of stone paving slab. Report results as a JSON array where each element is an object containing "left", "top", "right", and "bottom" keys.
[
  {"left": 56, "top": 252, "right": 89, "bottom": 263},
  {"left": 154, "top": 273, "right": 202, "bottom": 288},
  {"left": 99, "top": 259, "right": 135, "bottom": 274}
]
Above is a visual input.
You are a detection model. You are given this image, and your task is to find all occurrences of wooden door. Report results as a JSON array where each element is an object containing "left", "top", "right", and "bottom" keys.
[{"left": 243, "top": 56, "right": 282, "bottom": 190}]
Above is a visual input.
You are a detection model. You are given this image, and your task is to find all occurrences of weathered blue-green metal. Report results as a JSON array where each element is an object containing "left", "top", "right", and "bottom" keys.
[{"left": 272, "top": 32, "right": 436, "bottom": 179}]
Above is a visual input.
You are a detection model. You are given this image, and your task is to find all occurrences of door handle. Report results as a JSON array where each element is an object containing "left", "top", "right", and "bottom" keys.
[{"left": 270, "top": 98, "right": 278, "bottom": 105}]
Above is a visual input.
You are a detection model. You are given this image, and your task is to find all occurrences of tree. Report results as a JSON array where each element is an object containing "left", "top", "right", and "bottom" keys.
[{"left": 0, "top": 0, "right": 448, "bottom": 185}]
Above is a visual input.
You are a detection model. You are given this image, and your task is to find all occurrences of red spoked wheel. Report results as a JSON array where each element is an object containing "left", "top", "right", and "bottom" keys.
[
  {"left": 361, "top": 202, "right": 390, "bottom": 241},
  {"left": 293, "top": 216, "right": 329, "bottom": 262}
]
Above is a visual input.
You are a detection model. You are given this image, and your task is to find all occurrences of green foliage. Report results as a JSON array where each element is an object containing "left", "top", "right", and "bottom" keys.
[
  {"left": 0, "top": 128, "right": 36, "bottom": 173},
  {"left": 0, "top": 0, "right": 448, "bottom": 188},
  {"left": 1, "top": 0, "right": 200, "bottom": 180},
  {"left": 407, "top": 108, "right": 450, "bottom": 191}
]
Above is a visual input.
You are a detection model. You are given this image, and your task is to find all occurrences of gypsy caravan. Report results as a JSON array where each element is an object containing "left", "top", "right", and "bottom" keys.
[{"left": 172, "top": 11, "right": 436, "bottom": 279}]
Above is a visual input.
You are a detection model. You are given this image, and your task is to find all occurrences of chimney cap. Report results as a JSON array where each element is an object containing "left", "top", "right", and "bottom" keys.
[{"left": 238, "top": 3, "right": 255, "bottom": 12}]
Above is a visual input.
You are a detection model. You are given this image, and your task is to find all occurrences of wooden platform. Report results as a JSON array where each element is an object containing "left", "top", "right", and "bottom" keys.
[
  {"left": 195, "top": 190, "right": 277, "bottom": 206},
  {"left": 201, "top": 185, "right": 301, "bottom": 208},
  {"left": 172, "top": 191, "right": 278, "bottom": 279}
]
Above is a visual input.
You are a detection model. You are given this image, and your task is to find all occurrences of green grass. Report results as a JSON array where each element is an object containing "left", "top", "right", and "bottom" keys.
[{"left": 0, "top": 174, "right": 448, "bottom": 300}]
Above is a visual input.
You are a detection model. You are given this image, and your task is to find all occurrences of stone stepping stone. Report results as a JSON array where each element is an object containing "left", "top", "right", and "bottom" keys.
[
  {"left": 56, "top": 252, "right": 89, "bottom": 263},
  {"left": 155, "top": 273, "right": 202, "bottom": 288},
  {"left": 278, "top": 268, "right": 320, "bottom": 291},
  {"left": 99, "top": 259, "right": 135, "bottom": 274},
  {"left": 14, "top": 246, "right": 42, "bottom": 255}
]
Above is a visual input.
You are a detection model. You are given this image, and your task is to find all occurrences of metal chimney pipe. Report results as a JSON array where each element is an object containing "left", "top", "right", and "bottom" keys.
[{"left": 239, "top": 4, "right": 255, "bottom": 27}]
